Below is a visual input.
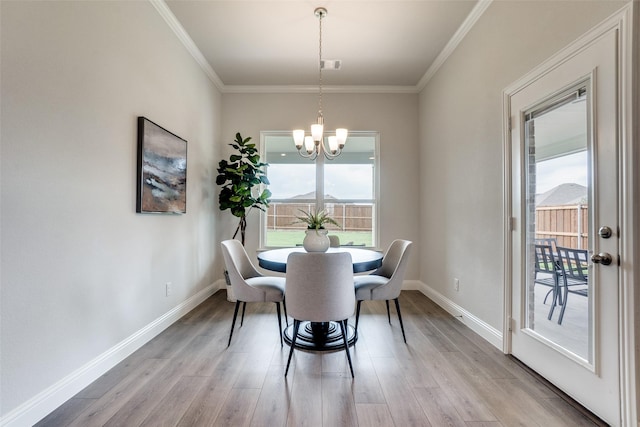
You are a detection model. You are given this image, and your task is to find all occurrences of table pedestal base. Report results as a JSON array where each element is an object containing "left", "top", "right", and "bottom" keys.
[{"left": 283, "top": 321, "right": 356, "bottom": 351}]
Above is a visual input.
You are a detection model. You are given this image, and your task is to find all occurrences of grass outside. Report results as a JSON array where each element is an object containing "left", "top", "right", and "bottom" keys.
[{"left": 265, "top": 230, "right": 373, "bottom": 248}]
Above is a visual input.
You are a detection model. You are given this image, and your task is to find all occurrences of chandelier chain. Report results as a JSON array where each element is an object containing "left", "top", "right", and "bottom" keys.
[{"left": 318, "top": 10, "right": 323, "bottom": 117}]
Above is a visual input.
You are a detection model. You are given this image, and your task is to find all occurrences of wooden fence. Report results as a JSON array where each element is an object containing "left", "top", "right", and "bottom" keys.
[
  {"left": 267, "top": 202, "right": 372, "bottom": 231},
  {"left": 535, "top": 204, "right": 588, "bottom": 249},
  {"left": 268, "top": 202, "right": 585, "bottom": 246}
]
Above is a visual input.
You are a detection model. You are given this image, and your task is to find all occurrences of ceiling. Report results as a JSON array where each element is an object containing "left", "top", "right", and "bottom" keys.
[{"left": 162, "top": 0, "right": 481, "bottom": 91}]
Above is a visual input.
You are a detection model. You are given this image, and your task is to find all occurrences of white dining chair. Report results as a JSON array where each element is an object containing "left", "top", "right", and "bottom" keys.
[
  {"left": 284, "top": 252, "right": 356, "bottom": 377},
  {"left": 221, "top": 239, "right": 287, "bottom": 347},
  {"left": 354, "top": 239, "right": 412, "bottom": 343}
]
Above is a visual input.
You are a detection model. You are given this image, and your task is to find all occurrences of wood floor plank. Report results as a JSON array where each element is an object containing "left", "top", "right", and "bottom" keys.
[
  {"left": 370, "top": 356, "right": 432, "bottom": 427},
  {"left": 321, "top": 372, "right": 358, "bottom": 427},
  {"left": 39, "top": 291, "right": 605, "bottom": 427},
  {"left": 286, "top": 352, "right": 323, "bottom": 427},
  {"left": 538, "top": 397, "right": 607, "bottom": 427},
  {"left": 139, "top": 376, "right": 207, "bottom": 427},
  {"left": 34, "top": 397, "right": 96, "bottom": 427},
  {"left": 250, "top": 365, "right": 291, "bottom": 427},
  {"left": 495, "top": 378, "right": 599, "bottom": 427},
  {"left": 427, "top": 351, "right": 498, "bottom": 422},
  {"left": 465, "top": 422, "right": 505, "bottom": 427},
  {"left": 65, "top": 358, "right": 169, "bottom": 427},
  {"left": 213, "top": 387, "right": 261, "bottom": 426},
  {"left": 350, "top": 347, "right": 387, "bottom": 404},
  {"left": 103, "top": 356, "right": 203, "bottom": 426},
  {"left": 443, "top": 351, "right": 545, "bottom": 426},
  {"left": 72, "top": 357, "right": 145, "bottom": 400},
  {"left": 176, "top": 352, "right": 249, "bottom": 426},
  {"left": 355, "top": 403, "right": 396, "bottom": 427},
  {"left": 413, "top": 386, "right": 468, "bottom": 427}
]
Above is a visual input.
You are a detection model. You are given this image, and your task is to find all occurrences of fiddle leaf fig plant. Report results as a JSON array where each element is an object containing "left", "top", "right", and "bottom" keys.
[{"left": 216, "top": 132, "right": 271, "bottom": 245}]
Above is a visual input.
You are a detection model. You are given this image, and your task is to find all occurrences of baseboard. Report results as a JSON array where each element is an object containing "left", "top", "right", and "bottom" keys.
[
  {"left": 405, "top": 280, "right": 503, "bottom": 350},
  {"left": 1, "top": 284, "right": 218, "bottom": 427}
]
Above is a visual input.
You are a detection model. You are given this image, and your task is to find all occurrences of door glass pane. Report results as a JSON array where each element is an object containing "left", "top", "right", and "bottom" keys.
[{"left": 524, "top": 84, "right": 592, "bottom": 363}]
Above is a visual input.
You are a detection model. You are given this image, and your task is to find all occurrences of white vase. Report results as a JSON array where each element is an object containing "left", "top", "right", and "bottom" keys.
[{"left": 303, "top": 229, "right": 330, "bottom": 252}]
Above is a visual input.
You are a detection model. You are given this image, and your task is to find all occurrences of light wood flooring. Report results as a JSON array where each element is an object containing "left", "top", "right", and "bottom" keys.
[{"left": 36, "top": 291, "right": 605, "bottom": 426}]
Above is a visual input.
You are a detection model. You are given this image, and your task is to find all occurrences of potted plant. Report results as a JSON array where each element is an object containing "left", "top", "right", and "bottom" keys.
[
  {"left": 217, "top": 133, "right": 271, "bottom": 296},
  {"left": 293, "top": 209, "right": 339, "bottom": 252},
  {"left": 216, "top": 132, "right": 271, "bottom": 245}
]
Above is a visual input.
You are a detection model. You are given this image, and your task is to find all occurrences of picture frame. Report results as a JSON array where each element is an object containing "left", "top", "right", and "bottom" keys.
[{"left": 136, "top": 117, "right": 187, "bottom": 214}]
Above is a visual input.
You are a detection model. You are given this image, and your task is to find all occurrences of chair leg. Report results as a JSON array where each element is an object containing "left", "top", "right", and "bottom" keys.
[
  {"left": 228, "top": 300, "right": 241, "bottom": 347},
  {"left": 339, "top": 319, "right": 355, "bottom": 378},
  {"left": 355, "top": 300, "right": 362, "bottom": 339},
  {"left": 275, "top": 302, "right": 283, "bottom": 347},
  {"left": 547, "top": 286, "right": 558, "bottom": 320},
  {"left": 394, "top": 298, "right": 407, "bottom": 344},
  {"left": 283, "top": 298, "right": 289, "bottom": 327},
  {"left": 385, "top": 300, "right": 391, "bottom": 324},
  {"left": 558, "top": 287, "right": 569, "bottom": 325},
  {"left": 240, "top": 301, "right": 247, "bottom": 326},
  {"left": 285, "top": 320, "right": 301, "bottom": 377}
]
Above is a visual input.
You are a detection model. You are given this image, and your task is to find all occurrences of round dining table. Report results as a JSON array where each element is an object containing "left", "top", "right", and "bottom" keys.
[{"left": 257, "top": 247, "right": 383, "bottom": 351}]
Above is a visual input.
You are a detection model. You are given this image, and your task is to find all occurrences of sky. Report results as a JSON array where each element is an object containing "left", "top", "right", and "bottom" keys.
[
  {"left": 536, "top": 151, "right": 588, "bottom": 194},
  {"left": 268, "top": 164, "right": 374, "bottom": 200}
]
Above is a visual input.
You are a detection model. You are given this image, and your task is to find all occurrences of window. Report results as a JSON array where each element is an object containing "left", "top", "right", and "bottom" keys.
[{"left": 261, "top": 131, "right": 378, "bottom": 248}]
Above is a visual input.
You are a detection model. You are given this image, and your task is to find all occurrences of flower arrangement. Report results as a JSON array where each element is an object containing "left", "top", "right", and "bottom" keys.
[{"left": 293, "top": 209, "right": 340, "bottom": 230}]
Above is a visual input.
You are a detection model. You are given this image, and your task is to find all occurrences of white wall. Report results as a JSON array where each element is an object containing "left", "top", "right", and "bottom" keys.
[
  {"left": 221, "top": 92, "right": 420, "bottom": 279},
  {"left": 418, "top": 1, "right": 627, "bottom": 331},
  {"left": 0, "top": 0, "right": 222, "bottom": 420}
]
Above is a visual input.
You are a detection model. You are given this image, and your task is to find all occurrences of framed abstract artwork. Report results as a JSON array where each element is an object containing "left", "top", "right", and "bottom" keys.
[{"left": 136, "top": 117, "right": 187, "bottom": 214}]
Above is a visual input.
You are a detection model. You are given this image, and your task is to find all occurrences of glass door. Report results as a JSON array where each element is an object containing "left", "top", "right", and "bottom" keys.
[
  {"left": 508, "top": 29, "right": 620, "bottom": 424},
  {"left": 523, "top": 84, "right": 592, "bottom": 362}
]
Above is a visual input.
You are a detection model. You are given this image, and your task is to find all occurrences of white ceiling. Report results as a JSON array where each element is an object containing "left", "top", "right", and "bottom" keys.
[{"left": 162, "top": 0, "right": 482, "bottom": 91}]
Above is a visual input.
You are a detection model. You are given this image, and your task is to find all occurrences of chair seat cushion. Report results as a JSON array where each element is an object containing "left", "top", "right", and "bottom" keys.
[
  {"left": 246, "top": 276, "right": 286, "bottom": 302},
  {"left": 354, "top": 275, "right": 389, "bottom": 300}
]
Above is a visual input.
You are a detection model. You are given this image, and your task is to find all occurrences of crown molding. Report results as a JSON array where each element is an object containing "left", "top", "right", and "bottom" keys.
[
  {"left": 221, "top": 85, "right": 420, "bottom": 94},
  {"left": 417, "top": 0, "right": 493, "bottom": 91},
  {"left": 149, "top": 0, "right": 225, "bottom": 91}
]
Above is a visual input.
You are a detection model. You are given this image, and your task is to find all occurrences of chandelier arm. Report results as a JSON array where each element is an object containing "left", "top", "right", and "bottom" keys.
[
  {"left": 323, "top": 149, "right": 341, "bottom": 160},
  {"left": 296, "top": 147, "right": 319, "bottom": 160},
  {"left": 320, "top": 140, "right": 341, "bottom": 160}
]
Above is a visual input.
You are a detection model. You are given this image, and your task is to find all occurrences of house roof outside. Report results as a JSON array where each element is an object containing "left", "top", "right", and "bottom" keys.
[{"left": 536, "top": 183, "right": 587, "bottom": 206}]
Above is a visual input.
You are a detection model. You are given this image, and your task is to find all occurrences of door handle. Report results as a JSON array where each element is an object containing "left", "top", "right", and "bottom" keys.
[{"left": 591, "top": 253, "right": 613, "bottom": 265}]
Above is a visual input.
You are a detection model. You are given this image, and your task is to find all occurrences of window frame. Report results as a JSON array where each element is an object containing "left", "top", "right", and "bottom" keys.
[{"left": 259, "top": 130, "right": 380, "bottom": 249}]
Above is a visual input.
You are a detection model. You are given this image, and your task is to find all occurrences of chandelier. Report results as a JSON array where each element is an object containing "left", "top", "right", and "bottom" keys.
[{"left": 293, "top": 7, "right": 348, "bottom": 160}]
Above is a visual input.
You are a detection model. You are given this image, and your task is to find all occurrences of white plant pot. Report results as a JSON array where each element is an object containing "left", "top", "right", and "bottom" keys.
[{"left": 303, "top": 229, "right": 330, "bottom": 252}]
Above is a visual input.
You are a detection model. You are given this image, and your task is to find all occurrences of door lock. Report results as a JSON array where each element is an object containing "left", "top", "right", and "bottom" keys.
[
  {"left": 591, "top": 253, "right": 613, "bottom": 265},
  {"left": 598, "top": 226, "right": 613, "bottom": 239}
]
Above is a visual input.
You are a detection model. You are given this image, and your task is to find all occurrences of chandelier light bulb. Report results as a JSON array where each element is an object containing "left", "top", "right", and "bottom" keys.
[
  {"left": 293, "top": 129, "right": 305, "bottom": 148},
  {"left": 304, "top": 136, "right": 315, "bottom": 154}
]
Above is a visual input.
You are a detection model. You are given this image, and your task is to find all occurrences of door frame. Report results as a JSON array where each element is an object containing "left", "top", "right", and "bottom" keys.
[{"left": 501, "top": 3, "right": 637, "bottom": 425}]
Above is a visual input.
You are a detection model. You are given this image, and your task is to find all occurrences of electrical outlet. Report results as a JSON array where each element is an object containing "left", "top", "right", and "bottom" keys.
[
  {"left": 165, "top": 282, "right": 172, "bottom": 296},
  {"left": 454, "top": 278, "right": 460, "bottom": 292}
]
